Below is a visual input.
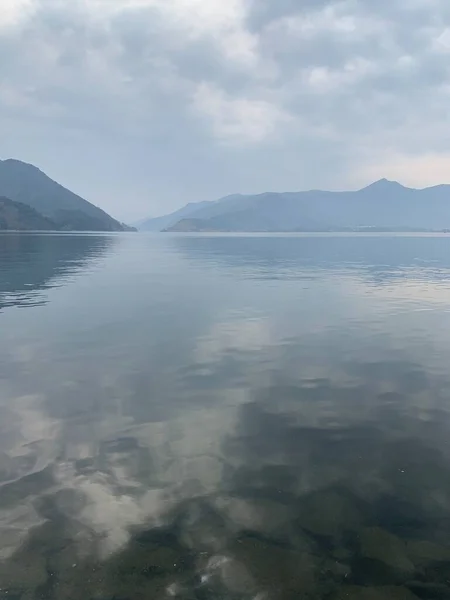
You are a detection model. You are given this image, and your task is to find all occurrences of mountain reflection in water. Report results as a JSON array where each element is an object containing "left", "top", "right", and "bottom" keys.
[
  {"left": 0, "top": 233, "right": 115, "bottom": 310},
  {"left": 1, "top": 233, "right": 450, "bottom": 600}
]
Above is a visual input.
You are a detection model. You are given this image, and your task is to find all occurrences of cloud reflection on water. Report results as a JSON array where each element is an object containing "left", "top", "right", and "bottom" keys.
[{"left": 1, "top": 234, "right": 450, "bottom": 598}]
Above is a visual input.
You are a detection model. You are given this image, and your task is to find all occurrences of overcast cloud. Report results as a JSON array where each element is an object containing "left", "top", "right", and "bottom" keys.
[{"left": 1, "top": 0, "right": 450, "bottom": 221}]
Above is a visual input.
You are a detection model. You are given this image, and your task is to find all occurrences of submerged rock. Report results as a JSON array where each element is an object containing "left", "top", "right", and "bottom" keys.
[
  {"left": 322, "top": 559, "right": 352, "bottom": 581},
  {"left": 221, "top": 557, "right": 258, "bottom": 595},
  {"left": 215, "top": 496, "right": 295, "bottom": 539},
  {"left": 0, "top": 552, "right": 47, "bottom": 592},
  {"left": 180, "top": 500, "right": 229, "bottom": 553},
  {"left": 359, "top": 528, "right": 414, "bottom": 574},
  {"left": 334, "top": 585, "right": 420, "bottom": 600},
  {"left": 147, "top": 546, "right": 183, "bottom": 572},
  {"left": 298, "top": 490, "right": 363, "bottom": 539},
  {"left": 230, "top": 536, "right": 319, "bottom": 598},
  {"left": 406, "top": 540, "right": 450, "bottom": 566},
  {"left": 406, "top": 581, "right": 450, "bottom": 599},
  {"left": 49, "top": 540, "right": 191, "bottom": 600}
]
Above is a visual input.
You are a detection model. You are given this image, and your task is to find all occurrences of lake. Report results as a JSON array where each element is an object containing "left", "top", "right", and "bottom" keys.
[{"left": 1, "top": 232, "right": 450, "bottom": 600}]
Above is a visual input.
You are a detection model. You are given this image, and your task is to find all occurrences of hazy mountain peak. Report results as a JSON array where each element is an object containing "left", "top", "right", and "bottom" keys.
[
  {"left": 2, "top": 158, "right": 36, "bottom": 168},
  {"left": 148, "top": 179, "right": 450, "bottom": 232},
  {"left": 361, "top": 178, "right": 406, "bottom": 191},
  {"left": 1, "top": 158, "right": 48, "bottom": 180}
]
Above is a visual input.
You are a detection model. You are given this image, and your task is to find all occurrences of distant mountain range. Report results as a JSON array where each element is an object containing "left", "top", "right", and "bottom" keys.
[
  {"left": 0, "top": 159, "right": 133, "bottom": 232},
  {"left": 139, "top": 180, "right": 450, "bottom": 232}
]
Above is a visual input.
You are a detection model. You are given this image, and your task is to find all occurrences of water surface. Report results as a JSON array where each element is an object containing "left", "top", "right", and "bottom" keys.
[{"left": 1, "top": 232, "right": 450, "bottom": 600}]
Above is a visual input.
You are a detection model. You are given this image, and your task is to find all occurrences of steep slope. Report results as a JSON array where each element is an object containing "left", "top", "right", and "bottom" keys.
[
  {"left": 139, "top": 201, "right": 213, "bottom": 231},
  {"left": 0, "top": 197, "right": 57, "bottom": 230},
  {"left": 0, "top": 159, "right": 127, "bottom": 232},
  {"left": 139, "top": 195, "right": 244, "bottom": 231},
  {"left": 162, "top": 180, "right": 450, "bottom": 232}
]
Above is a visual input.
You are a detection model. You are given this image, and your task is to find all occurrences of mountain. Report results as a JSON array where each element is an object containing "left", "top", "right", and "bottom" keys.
[
  {"left": 138, "top": 200, "right": 221, "bottom": 231},
  {"left": 0, "top": 196, "right": 57, "bottom": 230},
  {"left": 0, "top": 159, "right": 129, "bottom": 232},
  {"left": 149, "top": 180, "right": 450, "bottom": 232}
]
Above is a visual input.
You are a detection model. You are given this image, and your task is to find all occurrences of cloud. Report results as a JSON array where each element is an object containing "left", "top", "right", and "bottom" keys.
[
  {"left": 0, "top": 0, "right": 34, "bottom": 29},
  {"left": 194, "top": 316, "right": 273, "bottom": 364},
  {"left": 1, "top": 0, "right": 450, "bottom": 219},
  {"left": 192, "top": 82, "right": 290, "bottom": 144}
]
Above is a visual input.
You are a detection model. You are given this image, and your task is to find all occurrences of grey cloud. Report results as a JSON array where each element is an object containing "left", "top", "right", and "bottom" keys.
[
  {"left": 1, "top": 0, "right": 450, "bottom": 220},
  {"left": 246, "top": 0, "right": 334, "bottom": 31}
]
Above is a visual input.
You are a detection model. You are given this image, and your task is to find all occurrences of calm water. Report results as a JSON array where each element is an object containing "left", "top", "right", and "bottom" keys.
[{"left": 2, "top": 233, "right": 450, "bottom": 600}]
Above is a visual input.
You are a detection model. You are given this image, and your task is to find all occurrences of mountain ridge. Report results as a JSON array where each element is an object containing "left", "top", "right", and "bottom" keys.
[
  {"left": 0, "top": 159, "right": 132, "bottom": 232},
  {"left": 0, "top": 196, "right": 57, "bottom": 230},
  {"left": 137, "top": 179, "right": 450, "bottom": 232}
]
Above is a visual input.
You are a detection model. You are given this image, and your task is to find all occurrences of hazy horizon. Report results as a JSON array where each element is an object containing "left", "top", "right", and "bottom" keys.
[{"left": 1, "top": 157, "right": 446, "bottom": 224}]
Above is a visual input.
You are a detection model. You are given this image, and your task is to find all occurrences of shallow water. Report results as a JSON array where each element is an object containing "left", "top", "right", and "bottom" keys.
[{"left": 1, "top": 232, "right": 450, "bottom": 599}]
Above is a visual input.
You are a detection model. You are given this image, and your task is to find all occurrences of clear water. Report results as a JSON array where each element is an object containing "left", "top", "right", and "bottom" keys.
[{"left": 1, "top": 232, "right": 450, "bottom": 600}]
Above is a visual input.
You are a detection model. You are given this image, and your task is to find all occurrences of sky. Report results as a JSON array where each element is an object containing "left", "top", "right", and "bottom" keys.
[{"left": 1, "top": 0, "right": 450, "bottom": 222}]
